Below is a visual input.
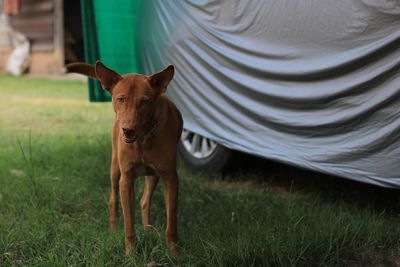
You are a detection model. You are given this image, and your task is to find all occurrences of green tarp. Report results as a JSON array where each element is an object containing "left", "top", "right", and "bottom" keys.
[{"left": 80, "top": 0, "right": 142, "bottom": 102}]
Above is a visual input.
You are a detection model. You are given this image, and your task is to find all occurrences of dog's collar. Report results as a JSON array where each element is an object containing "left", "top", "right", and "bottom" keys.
[{"left": 141, "top": 119, "right": 158, "bottom": 142}]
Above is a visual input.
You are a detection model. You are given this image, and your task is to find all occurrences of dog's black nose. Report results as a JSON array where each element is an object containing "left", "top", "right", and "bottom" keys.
[{"left": 122, "top": 128, "right": 135, "bottom": 137}]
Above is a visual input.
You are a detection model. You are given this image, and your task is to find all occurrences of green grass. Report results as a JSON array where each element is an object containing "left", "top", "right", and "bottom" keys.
[{"left": 0, "top": 75, "right": 400, "bottom": 266}]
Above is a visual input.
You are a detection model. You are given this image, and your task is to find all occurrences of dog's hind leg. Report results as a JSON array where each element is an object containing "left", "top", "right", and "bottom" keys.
[
  {"left": 160, "top": 171, "right": 179, "bottom": 256},
  {"left": 108, "top": 157, "right": 120, "bottom": 232},
  {"left": 140, "top": 175, "right": 159, "bottom": 230}
]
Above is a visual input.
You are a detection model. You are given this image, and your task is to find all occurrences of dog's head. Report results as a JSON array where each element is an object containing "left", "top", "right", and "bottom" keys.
[{"left": 66, "top": 61, "right": 174, "bottom": 143}]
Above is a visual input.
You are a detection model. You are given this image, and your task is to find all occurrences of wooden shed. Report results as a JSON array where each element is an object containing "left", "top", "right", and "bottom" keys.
[{"left": 0, "top": 0, "right": 84, "bottom": 74}]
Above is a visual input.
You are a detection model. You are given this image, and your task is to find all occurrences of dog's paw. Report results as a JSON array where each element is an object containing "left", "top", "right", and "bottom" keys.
[
  {"left": 168, "top": 243, "right": 179, "bottom": 257},
  {"left": 144, "top": 224, "right": 157, "bottom": 231},
  {"left": 124, "top": 238, "right": 136, "bottom": 256},
  {"left": 109, "top": 222, "right": 117, "bottom": 233}
]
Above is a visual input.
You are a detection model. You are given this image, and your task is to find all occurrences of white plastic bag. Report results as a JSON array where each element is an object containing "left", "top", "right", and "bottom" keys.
[{"left": 6, "top": 31, "right": 30, "bottom": 76}]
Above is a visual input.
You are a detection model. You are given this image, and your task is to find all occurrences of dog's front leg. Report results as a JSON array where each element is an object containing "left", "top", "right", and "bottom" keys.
[
  {"left": 108, "top": 157, "right": 120, "bottom": 232},
  {"left": 140, "top": 175, "right": 159, "bottom": 230},
  {"left": 119, "top": 172, "right": 136, "bottom": 255},
  {"left": 160, "top": 170, "right": 179, "bottom": 256}
]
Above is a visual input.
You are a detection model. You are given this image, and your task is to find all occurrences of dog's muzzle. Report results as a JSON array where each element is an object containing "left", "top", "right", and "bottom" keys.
[
  {"left": 122, "top": 128, "right": 137, "bottom": 143},
  {"left": 122, "top": 135, "right": 137, "bottom": 143},
  {"left": 121, "top": 120, "right": 158, "bottom": 144}
]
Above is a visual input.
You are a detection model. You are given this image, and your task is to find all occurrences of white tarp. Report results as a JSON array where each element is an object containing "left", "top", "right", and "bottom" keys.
[{"left": 136, "top": 0, "right": 400, "bottom": 188}]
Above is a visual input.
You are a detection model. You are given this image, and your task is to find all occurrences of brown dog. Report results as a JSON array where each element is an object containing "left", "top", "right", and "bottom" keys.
[{"left": 66, "top": 61, "right": 182, "bottom": 256}]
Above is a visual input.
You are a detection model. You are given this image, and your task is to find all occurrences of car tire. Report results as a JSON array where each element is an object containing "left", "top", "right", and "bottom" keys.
[{"left": 178, "top": 129, "right": 233, "bottom": 172}]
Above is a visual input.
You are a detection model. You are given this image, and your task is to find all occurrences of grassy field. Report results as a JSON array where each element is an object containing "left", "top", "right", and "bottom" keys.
[{"left": 0, "top": 75, "right": 400, "bottom": 266}]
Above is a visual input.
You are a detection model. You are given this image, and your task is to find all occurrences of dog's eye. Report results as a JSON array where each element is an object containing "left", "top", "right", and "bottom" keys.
[
  {"left": 139, "top": 99, "right": 150, "bottom": 107},
  {"left": 116, "top": 96, "right": 125, "bottom": 104}
]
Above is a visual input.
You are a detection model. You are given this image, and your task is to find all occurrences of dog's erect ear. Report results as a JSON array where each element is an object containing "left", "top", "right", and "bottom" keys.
[
  {"left": 94, "top": 61, "right": 122, "bottom": 91},
  {"left": 148, "top": 65, "right": 174, "bottom": 94},
  {"left": 65, "top": 61, "right": 121, "bottom": 92}
]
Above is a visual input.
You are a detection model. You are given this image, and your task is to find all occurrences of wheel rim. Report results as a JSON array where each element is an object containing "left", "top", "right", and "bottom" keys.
[{"left": 181, "top": 129, "right": 218, "bottom": 159}]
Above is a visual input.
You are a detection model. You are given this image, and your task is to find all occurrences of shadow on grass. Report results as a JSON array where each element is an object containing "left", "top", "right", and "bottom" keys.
[{"left": 224, "top": 153, "right": 400, "bottom": 216}]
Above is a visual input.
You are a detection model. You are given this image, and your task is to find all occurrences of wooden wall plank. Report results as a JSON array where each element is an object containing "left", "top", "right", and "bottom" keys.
[{"left": 9, "top": 0, "right": 54, "bottom": 51}]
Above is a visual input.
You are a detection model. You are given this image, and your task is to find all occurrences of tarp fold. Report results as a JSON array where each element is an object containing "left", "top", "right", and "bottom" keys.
[{"left": 136, "top": 0, "right": 400, "bottom": 187}]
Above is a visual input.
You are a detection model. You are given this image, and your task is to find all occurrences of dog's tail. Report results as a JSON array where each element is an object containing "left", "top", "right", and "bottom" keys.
[{"left": 65, "top": 62, "right": 97, "bottom": 79}]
